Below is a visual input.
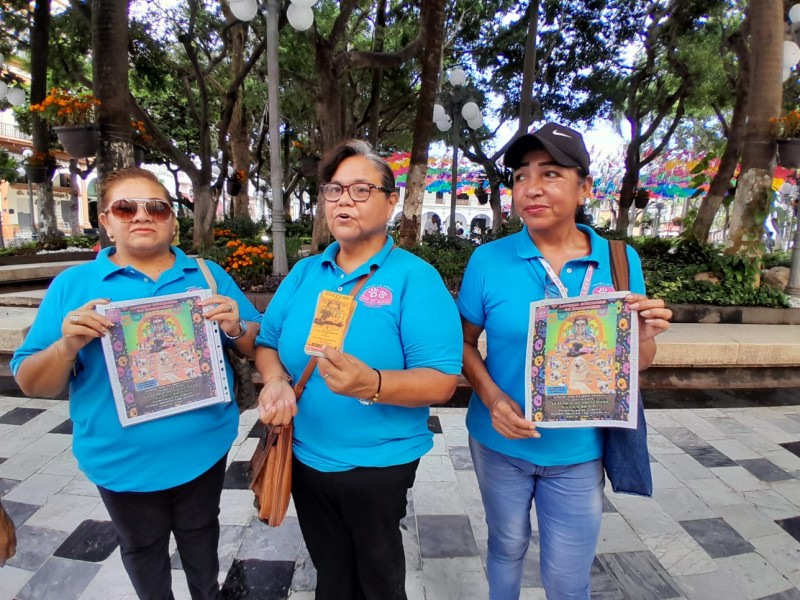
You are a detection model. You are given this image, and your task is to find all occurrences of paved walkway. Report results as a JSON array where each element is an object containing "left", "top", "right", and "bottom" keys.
[{"left": 2, "top": 396, "right": 800, "bottom": 600}]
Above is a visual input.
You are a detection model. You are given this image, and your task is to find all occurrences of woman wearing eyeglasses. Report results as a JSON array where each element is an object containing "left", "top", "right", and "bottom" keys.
[
  {"left": 255, "top": 140, "right": 462, "bottom": 600},
  {"left": 12, "top": 167, "right": 261, "bottom": 600}
]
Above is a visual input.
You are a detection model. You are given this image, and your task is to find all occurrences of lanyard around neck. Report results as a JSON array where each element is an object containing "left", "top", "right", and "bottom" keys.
[{"left": 538, "top": 257, "right": 594, "bottom": 298}]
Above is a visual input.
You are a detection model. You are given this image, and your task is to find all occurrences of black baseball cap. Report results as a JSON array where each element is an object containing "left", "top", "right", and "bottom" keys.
[{"left": 503, "top": 122, "right": 590, "bottom": 173}]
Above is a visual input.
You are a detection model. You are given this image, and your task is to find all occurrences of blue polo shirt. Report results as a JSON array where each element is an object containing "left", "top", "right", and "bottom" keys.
[
  {"left": 257, "top": 236, "right": 462, "bottom": 472},
  {"left": 11, "top": 247, "right": 262, "bottom": 492},
  {"left": 457, "top": 225, "right": 646, "bottom": 466}
]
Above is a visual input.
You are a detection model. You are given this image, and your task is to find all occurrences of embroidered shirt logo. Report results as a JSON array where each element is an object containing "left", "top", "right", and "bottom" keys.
[
  {"left": 592, "top": 283, "right": 616, "bottom": 294},
  {"left": 186, "top": 285, "right": 204, "bottom": 292},
  {"left": 359, "top": 285, "right": 393, "bottom": 307}
]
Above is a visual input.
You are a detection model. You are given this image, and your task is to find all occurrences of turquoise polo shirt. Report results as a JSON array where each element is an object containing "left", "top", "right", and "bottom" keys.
[
  {"left": 457, "top": 225, "right": 646, "bottom": 466},
  {"left": 11, "top": 247, "right": 262, "bottom": 492},
  {"left": 257, "top": 236, "right": 462, "bottom": 472}
]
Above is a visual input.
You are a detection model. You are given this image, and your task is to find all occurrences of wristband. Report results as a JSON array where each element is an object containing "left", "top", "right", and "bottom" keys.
[
  {"left": 359, "top": 368, "right": 381, "bottom": 405},
  {"left": 224, "top": 319, "right": 247, "bottom": 341}
]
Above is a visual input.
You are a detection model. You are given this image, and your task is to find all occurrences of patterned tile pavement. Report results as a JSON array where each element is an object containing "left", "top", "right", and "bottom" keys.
[{"left": 3, "top": 395, "right": 800, "bottom": 599}]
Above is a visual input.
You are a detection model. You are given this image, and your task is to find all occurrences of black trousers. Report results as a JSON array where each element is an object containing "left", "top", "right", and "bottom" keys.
[
  {"left": 97, "top": 454, "right": 227, "bottom": 600},
  {"left": 292, "top": 457, "right": 420, "bottom": 600}
]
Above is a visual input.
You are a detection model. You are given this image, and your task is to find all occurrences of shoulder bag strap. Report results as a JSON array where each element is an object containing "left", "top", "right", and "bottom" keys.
[
  {"left": 196, "top": 257, "right": 218, "bottom": 294},
  {"left": 292, "top": 264, "right": 379, "bottom": 400},
  {"left": 608, "top": 240, "right": 630, "bottom": 292}
]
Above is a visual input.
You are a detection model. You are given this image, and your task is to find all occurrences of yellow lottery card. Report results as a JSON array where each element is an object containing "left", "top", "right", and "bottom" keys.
[{"left": 305, "top": 291, "right": 357, "bottom": 356}]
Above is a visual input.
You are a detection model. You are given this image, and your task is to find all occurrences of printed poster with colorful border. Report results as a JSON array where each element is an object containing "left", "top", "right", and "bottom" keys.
[
  {"left": 97, "top": 290, "right": 231, "bottom": 427},
  {"left": 524, "top": 292, "right": 639, "bottom": 429}
]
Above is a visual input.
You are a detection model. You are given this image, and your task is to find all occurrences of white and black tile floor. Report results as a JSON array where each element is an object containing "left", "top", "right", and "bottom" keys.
[{"left": 2, "top": 394, "right": 800, "bottom": 599}]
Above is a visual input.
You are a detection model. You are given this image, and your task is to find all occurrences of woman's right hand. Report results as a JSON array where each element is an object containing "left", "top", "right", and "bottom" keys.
[
  {"left": 486, "top": 392, "right": 540, "bottom": 440},
  {"left": 61, "top": 299, "right": 113, "bottom": 357},
  {"left": 257, "top": 379, "right": 297, "bottom": 426}
]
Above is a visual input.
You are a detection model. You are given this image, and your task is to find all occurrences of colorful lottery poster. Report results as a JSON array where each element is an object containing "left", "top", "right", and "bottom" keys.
[
  {"left": 97, "top": 290, "right": 231, "bottom": 427},
  {"left": 524, "top": 292, "right": 639, "bottom": 429}
]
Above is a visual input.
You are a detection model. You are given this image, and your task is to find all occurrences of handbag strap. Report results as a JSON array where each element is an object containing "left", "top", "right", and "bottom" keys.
[
  {"left": 608, "top": 240, "right": 630, "bottom": 292},
  {"left": 196, "top": 257, "right": 217, "bottom": 293},
  {"left": 292, "top": 264, "right": 379, "bottom": 400}
]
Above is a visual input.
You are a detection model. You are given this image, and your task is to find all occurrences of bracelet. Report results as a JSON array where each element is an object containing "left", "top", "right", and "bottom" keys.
[
  {"left": 359, "top": 368, "right": 381, "bottom": 405},
  {"left": 54, "top": 340, "right": 76, "bottom": 363},
  {"left": 224, "top": 319, "right": 247, "bottom": 341},
  {"left": 264, "top": 373, "right": 292, "bottom": 385}
]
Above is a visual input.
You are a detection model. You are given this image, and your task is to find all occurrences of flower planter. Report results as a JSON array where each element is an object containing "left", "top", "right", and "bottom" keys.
[
  {"left": 777, "top": 139, "right": 800, "bottom": 169},
  {"left": 226, "top": 180, "right": 243, "bottom": 196},
  {"left": 54, "top": 124, "right": 99, "bottom": 159},
  {"left": 24, "top": 165, "right": 56, "bottom": 184}
]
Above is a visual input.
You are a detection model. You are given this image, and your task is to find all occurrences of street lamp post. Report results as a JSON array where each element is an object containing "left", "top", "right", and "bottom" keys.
[{"left": 432, "top": 69, "right": 484, "bottom": 236}]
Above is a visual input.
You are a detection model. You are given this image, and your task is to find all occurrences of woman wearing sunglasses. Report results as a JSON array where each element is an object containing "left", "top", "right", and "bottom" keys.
[
  {"left": 12, "top": 167, "right": 261, "bottom": 600},
  {"left": 255, "top": 140, "right": 462, "bottom": 600}
]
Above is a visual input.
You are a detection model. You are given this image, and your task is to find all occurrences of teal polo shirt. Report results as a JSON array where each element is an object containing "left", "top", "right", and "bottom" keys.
[
  {"left": 257, "top": 236, "right": 462, "bottom": 472},
  {"left": 11, "top": 247, "right": 262, "bottom": 492},
  {"left": 457, "top": 225, "right": 646, "bottom": 466}
]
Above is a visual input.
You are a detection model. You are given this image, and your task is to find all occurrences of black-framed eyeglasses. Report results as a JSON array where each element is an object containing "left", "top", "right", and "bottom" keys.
[
  {"left": 106, "top": 198, "right": 174, "bottom": 222},
  {"left": 319, "top": 182, "right": 394, "bottom": 203}
]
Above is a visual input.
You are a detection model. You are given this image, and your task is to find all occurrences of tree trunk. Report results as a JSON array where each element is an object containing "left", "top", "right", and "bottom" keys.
[
  {"left": 725, "top": 0, "right": 782, "bottom": 257},
  {"left": 192, "top": 182, "right": 217, "bottom": 249},
  {"left": 309, "top": 50, "right": 341, "bottom": 253},
  {"left": 518, "top": 0, "right": 541, "bottom": 134},
  {"left": 366, "top": 0, "right": 387, "bottom": 146},
  {"left": 31, "top": 0, "right": 57, "bottom": 241},
  {"left": 229, "top": 16, "right": 250, "bottom": 219},
  {"left": 489, "top": 181, "right": 502, "bottom": 233},
  {"left": 693, "top": 27, "right": 749, "bottom": 244},
  {"left": 616, "top": 149, "right": 639, "bottom": 233},
  {"left": 93, "top": 0, "right": 133, "bottom": 239},
  {"left": 398, "top": 0, "right": 445, "bottom": 247}
]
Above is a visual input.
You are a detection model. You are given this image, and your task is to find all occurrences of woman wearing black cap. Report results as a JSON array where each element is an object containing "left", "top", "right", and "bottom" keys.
[{"left": 457, "top": 122, "right": 672, "bottom": 599}]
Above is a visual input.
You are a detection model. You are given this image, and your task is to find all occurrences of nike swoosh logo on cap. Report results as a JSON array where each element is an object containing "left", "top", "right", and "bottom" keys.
[{"left": 552, "top": 129, "right": 572, "bottom": 138}]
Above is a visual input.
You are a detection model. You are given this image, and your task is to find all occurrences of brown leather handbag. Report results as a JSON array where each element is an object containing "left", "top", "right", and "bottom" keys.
[{"left": 249, "top": 268, "right": 377, "bottom": 526}]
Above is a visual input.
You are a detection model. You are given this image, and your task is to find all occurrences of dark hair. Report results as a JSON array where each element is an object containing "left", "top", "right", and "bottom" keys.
[
  {"left": 101, "top": 167, "right": 169, "bottom": 209},
  {"left": 319, "top": 140, "right": 396, "bottom": 191}
]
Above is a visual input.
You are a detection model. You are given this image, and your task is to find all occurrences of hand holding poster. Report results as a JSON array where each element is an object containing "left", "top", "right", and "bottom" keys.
[
  {"left": 525, "top": 292, "right": 639, "bottom": 428},
  {"left": 97, "top": 290, "right": 231, "bottom": 427}
]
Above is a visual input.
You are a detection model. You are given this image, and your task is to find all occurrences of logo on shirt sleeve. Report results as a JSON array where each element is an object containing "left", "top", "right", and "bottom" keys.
[{"left": 359, "top": 285, "right": 393, "bottom": 307}]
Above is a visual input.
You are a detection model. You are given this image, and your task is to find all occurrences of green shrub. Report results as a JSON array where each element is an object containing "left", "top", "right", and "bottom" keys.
[
  {"left": 763, "top": 250, "right": 791, "bottom": 269},
  {"left": 406, "top": 233, "right": 476, "bottom": 293}
]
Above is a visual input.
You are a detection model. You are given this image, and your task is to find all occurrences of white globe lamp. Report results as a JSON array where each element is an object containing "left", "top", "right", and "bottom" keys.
[
  {"left": 6, "top": 87, "right": 25, "bottom": 106},
  {"left": 230, "top": 0, "right": 258, "bottom": 22},
  {"left": 287, "top": 4, "right": 314, "bottom": 31},
  {"left": 448, "top": 69, "right": 467, "bottom": 87},
  {"left": 461, "top": 101, "right": 480, "bottom": 121}
]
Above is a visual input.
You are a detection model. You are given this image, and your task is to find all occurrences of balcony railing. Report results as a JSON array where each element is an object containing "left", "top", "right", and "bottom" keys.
[{"left": 0, "top": 122, "right": 32, "bottom": 141}]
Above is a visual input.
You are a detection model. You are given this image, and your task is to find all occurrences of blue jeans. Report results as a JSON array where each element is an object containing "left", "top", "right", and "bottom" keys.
[{"left": 470, "top": 437, "right": 604, "bottom": 600}]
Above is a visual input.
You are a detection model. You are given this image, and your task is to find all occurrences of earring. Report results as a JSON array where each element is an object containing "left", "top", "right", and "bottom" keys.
[{"left": 107, "top": 232, "right": 115, "bottom": 242}]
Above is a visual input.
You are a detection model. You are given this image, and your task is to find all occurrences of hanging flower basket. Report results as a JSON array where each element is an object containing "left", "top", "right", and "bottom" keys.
[
  {"left": 25, "top": 165, "right": 56, "bottom": 184},
  {"left": 777, "top": 139, "right": 800, "bottom": 169},
  {"left": 54, "top": 124, "right": 99, "bottom": 159},
  {"left": 226, "top": 180, "right": 243, "bottom": 196}
]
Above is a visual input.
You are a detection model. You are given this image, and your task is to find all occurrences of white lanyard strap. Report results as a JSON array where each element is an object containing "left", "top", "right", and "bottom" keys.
[{"left": 538, "top": 258, "right": 594, "bottom": 298}]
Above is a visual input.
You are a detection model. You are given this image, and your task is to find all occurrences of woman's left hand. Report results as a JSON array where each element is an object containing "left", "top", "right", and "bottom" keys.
[
  {"left": 318, "top": 347, "right": 381, "bottom": 401},
  {"left": 199, "top": 295, "right": 243, "bottom": 338},
  {"left": 625, "top": 294, "right": 672, "bottom": 343}
]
